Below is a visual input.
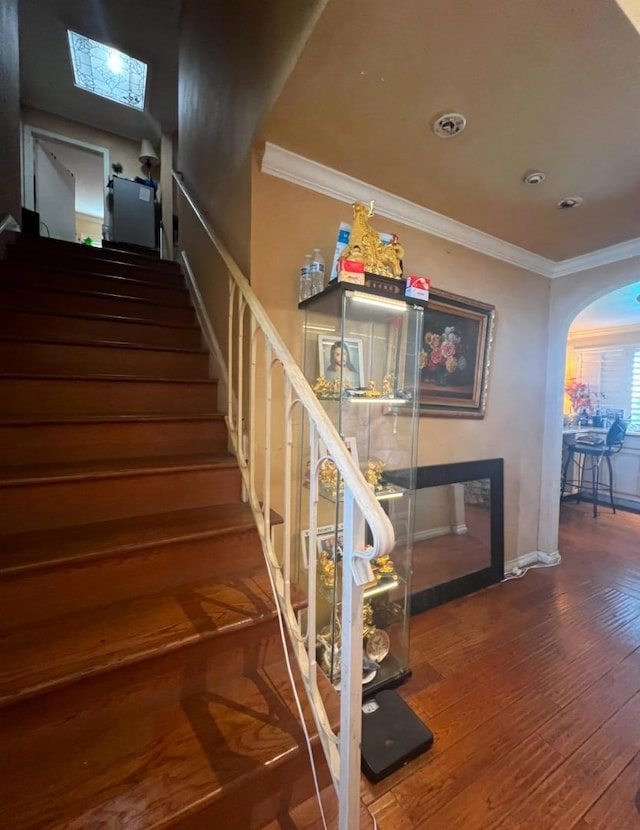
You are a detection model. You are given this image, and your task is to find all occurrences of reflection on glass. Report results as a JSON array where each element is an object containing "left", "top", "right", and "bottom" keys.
[{"left": 411, "top": 479, "right": 491, "bottom": 592}]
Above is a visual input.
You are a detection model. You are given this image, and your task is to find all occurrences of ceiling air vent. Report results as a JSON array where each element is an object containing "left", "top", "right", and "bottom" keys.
[{"left": 432, "top": 113, "right": 467, "bottom": 138}]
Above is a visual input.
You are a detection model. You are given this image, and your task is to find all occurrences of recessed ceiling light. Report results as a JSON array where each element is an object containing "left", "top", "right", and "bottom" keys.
[
  {"left": 557, "top": 196, "right": 584, "bottom": 209},
  {"left": 432, "top": 113, "right": 467, "bottom": 138},
  {"left": 523, "top": 171, "right": 546, "bottom": 185},
  {"left": 67, "top": 30, "right": 147, "bottom": 110}
]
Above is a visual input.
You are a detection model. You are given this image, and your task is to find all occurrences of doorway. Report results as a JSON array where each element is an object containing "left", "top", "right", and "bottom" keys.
[{"left": 22, "top": 125, "right": 110, "bottom": 245}]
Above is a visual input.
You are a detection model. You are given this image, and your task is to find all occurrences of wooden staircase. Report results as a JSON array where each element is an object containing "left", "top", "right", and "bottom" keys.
[{"left": 0, "top": 236, "right": 334, "bottom": 829}]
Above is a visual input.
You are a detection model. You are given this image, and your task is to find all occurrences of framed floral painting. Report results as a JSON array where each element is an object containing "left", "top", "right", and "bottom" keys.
[{"left": 418, "top": 288, "right": 495, "bottom": 418}]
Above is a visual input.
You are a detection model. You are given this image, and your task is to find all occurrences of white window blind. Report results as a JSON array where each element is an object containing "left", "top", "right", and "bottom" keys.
[
  {"left": 631, "top": 349, "right": 640, "bottom": 424},
  {"left": 574, "top": 344, "right": 639, "bottom": 423}
]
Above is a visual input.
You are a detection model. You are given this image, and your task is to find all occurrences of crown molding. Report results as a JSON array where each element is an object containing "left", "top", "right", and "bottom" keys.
[
  {"left": 261, "top": 143, "right": 554, "bottom": 277},
  {"left": 569, "top": 322, "right": 640, "bottom": 339},
  {"left": 550, "top": 237, "right": 640, "bottom": 277},
  {"left": 261, "top": 143, "right": 640, "bottom": 280}
]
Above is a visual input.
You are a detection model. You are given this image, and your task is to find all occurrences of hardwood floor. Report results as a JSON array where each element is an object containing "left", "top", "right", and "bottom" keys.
[{"left": 273, "top": 502, "right": 640, "bottom": 829}]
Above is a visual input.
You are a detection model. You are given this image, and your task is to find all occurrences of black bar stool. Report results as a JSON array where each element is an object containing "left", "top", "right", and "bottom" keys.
[{"left": 561, "top": 418, "right": 628, "bottom": 517}]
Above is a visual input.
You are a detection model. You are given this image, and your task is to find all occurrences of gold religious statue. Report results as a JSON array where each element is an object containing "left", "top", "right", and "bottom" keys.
[{"left": 339, "top": 201, "right": 404, "bottom": 280}]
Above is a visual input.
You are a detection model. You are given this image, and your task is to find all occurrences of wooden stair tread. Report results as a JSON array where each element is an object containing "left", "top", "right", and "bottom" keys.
[
  {"left": 0, "top": 503, "right": 259, "bottom": 573},
  {"left": 0, "top": 305, "right": 200, "bottom": 330},
  {"left": 0, "top": 412, "right": 223, "bottom": 426},
  {"left": 0, "top": 568, "right": 286, "bottom": 705},
  {"left": 12, "top": 237, "right": 179, "bottom": 268},
  {"left": 0, "top": 453, "right": 237, "bottom": 487},
  {"left": 0, "top": 658, "right": 337, "bottom": 830},
  {"left": 1, "top": 281, "right": 192, "bottom": 309},
  {"left": 0, "top": 333, "right": 208, "bottom": 355},
  {"left": 0, "top": 371, "right": 217, "bottom": 385},
  {"left": 0, "top": 263, "right": 189, "bottom": 293}
]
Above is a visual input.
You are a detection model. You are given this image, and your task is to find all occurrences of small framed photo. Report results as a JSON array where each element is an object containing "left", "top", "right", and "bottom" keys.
[
  {"left": 316, "top": 524, "right": 344, "bottom": 560},
  {"left": 318, "top": 336, "right": 365, "bottom": 388},
  {"left": 301, "top": 523, "right": 343, "bottom": 567}
]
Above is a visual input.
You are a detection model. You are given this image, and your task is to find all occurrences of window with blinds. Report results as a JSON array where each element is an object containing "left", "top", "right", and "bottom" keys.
[
  {"left": 574, "top": 344, "right": 640, "bottom": 423},
  {"left": 632, "top": 349, "right": 640, "bottom": 424}
]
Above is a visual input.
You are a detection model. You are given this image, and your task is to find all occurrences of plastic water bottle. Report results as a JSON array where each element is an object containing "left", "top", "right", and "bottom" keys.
[
  {"left": 310, "top": 248, "right": 325, "bottom": 295},
  {"left": 299, "top": 253, "right": 312, "bottom": 302}
]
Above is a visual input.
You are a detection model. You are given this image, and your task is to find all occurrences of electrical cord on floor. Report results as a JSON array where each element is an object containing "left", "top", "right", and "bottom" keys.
[
  {"left": 263, "top": 556, "right": 330, "bottom": 830},
  {"left": 502, "top": 556, "right": 562, "bottom": 581}
]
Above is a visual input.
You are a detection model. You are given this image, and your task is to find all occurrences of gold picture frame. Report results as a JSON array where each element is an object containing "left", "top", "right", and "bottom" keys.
[{"left": 418, "top": 288, "right": 495, "bottom": 418}]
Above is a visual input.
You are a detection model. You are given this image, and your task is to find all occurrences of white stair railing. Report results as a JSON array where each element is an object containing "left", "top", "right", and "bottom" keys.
[{"left": 174, "top": 172, "right": 395, "bottom": 830}]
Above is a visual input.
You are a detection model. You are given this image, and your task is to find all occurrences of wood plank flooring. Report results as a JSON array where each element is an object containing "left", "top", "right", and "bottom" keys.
[{"left": 275, "top": 502, "right": 640, "bottom": 829}]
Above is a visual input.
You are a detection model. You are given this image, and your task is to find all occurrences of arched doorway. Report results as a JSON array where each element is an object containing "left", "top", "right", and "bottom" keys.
[
  {"left": 539, "top": 264, "right": 640, "bottom": 558},
  {"left": 565, "top": 282, "right": 640, "bottom": 427}
]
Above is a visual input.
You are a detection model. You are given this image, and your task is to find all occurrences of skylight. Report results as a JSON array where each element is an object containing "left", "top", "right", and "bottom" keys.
[{"left": 67, "top": 30, "right": 147, "bottom": 111}]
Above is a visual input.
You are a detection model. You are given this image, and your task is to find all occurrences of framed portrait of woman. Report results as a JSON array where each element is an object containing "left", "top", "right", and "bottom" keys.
[{"left": 318, "top": 336, "right": 365, "bottom": 388}]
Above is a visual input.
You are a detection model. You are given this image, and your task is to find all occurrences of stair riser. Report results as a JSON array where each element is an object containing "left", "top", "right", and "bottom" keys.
[
  {"left": 0, "top": 377, "right": 218, "bottom": 416},
  {"left": 0, "top": 286, "right": 196, "bottom": 325},
  {"left": 6, "top": 251, "right": 186, "bottom": 287},
  {"left": 0, "top": 465, "right": 242, "bottom": 533},
  {"left": 0, "top": 419, "right": 227, "bottom": 466},
  {"left": 171, "top": 740, "right": 332, "bottom": 830},
  {"left": 0, "top": 309, "right": 202, "bottom": 349},
  {"left": 2, "top": 268, "right": 191, "bottom": 306},
  {"left": 13, "top": 238, "right": 181, "bottom": 271},
  {"left": 0, "top": 340, "right": 210, "bottom": 379},
  {"left": 0, "top": 621, "right": 288, "bottom": 717},
  {"left": 0, "top": 529, "right": 263, "bottom": 628},
  {"left": 6, "top": 251, "right": 185, "bottom": 286}
]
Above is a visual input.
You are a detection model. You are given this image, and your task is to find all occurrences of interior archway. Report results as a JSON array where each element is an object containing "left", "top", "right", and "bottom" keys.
[{"left": 538, "top": 264, "right": 640, "bottom": 558}]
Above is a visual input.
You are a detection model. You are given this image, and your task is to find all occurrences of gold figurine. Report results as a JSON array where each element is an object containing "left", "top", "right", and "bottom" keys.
[
  {"left": 373, "top": 553, "right": 399, "bottom": 581},
  {"left": 312, "top": 376, "right": 353, "bottom": 400},
  {"left": 339, "top": 201, "right": 404, "bottom": 280},
  {"left": 365, "top": 458, "right": 386, "bottom": 490},
  {"left": 364, "top": 380, "right": 381, "bottom": 398},
  {"left": 319, "top": 458, "right": 342, "bottom": 499},
  {"left": 382, "top": 373, "right": 394, "bottom": 397},
  {"left": 318, "top": 550, "right": 335, "bottom": 588}
]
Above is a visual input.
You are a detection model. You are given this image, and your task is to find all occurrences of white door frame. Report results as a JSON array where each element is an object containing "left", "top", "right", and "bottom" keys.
[{"left": 22, "top": 124, "right": 110, "bottom": 219}]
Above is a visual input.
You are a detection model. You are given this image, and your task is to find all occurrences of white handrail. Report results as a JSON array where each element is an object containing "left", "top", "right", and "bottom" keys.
[{"left": 173, "top": 171, "right": 395, "bottom": 829}]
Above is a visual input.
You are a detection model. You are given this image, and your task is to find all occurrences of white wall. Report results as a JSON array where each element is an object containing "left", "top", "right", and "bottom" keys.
[{"left": 0, "top": 0, "right": 21, "bottom": 226}]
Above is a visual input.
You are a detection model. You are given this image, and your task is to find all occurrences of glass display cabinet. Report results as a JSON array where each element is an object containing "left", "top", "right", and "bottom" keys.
[{"left": 299, "top": 281, "right": 424, "bottom": 696}]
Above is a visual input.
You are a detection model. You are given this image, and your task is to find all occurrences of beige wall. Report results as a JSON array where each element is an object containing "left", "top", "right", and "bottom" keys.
[
  {"left": 22, "top": 106, "right": 144, "bottom": 182},
  {"left": 250, "top": 162, "right": 551, "bottom": 561},
  {"left": 177, "top": 0, "right": 327, "bottom": 275},
  {"left": 76, "top": 213, "right": 103, "bottom": 245},
  {"left": 0, "top": 0, "right": 21, "bottom": 225}
]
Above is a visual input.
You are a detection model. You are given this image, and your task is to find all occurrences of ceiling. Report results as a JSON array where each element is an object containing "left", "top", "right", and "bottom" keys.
[
  {"left": 15, "top": 0, "right": 640, "bottom": 333},
  {"left": 19, "top": 0, "right": 181, "bottom": 144},
  {"left": 265, "top": 0, "right": 640, "bottom": 264}
]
